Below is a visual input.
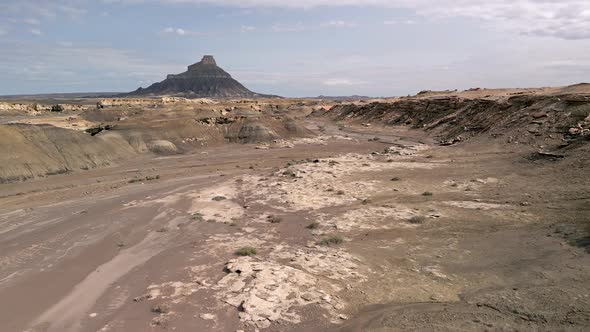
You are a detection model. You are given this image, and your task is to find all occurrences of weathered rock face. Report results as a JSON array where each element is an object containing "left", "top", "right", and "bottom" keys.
[
  {"left": 312, "top": 94, "right": 590, "bottom": 146},
  {"left": 0, "top": 102, "right": 90, "bottom": 116},
  {"left": 126, "top": 55, "right": 267, "bottom": 98}
]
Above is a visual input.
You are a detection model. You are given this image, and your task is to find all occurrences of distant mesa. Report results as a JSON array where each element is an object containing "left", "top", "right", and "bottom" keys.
[{"left": 126, "top": 55, "right": 274, "bottom": 98}]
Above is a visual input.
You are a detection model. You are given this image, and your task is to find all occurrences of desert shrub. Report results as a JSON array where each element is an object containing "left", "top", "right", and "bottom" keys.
[
  {"left": 212, "top": 196, "right": 227, "bottom": 201},
  {"left": 391, "top": 177, "right": 401, "bottom": 181},
  {"left": 128, "top": 175, "right": 160, "bottom": 183},
  {"left": 408, "top": 216, "right": 426, "bottom": 224},
  {"left": 267, "top": 215, "right": 282, "bottom": 224},
  {"left": 318, "top": 235, "right": 343, "bottom": 246},
  {"left": 570, "top": 104, "right": 590, "bottom": 120},
  {"left": 191, "top": 212, "right": 204, "bottom": 221},
  {"left": 151, "top": 302, "right": 171, "bottom": 314},
  {"left": 51, "top": 104, "right": 64, "bottom": 112},
  {"left": 235, "top": 246, "right": 257, "bottom": 256},
  {"left": 306, "top": 222, "right": 320, "bottom": 229},
  {"left": 422, "top": 191, "right": 433, "bottom": 196}
]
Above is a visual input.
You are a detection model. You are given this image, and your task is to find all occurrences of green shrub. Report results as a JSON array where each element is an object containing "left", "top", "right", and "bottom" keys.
[
  {"left": 235, "top": 246, "right": 257, "bottom": 256},
  {"left": 191, "top": 212, "right": 204, "bottom": 221},
  {"left": 318, "top": 235, "right": 344, "bottom": 246},
  {"left": 51, "top": 104, "right": 64, "bottom": 112}
]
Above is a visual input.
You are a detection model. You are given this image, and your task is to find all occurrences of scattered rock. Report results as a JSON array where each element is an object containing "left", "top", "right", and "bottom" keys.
[{"left": 200, "top": 313, "right": 216, "bottom": 320}]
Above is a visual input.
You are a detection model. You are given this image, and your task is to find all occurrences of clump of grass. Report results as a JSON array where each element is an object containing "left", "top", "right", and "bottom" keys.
[
  {"left": 408, "top": 216, "right": 426, "bottom": 224},
  {"left": 391, "top": 177, "right": 401, "bottom": 181},
  {"left": 128, "top": 175, "right": 160, "bottom": 183},
  {"left": 422, "top": 191, "right": 433, "bottom": 196},
  {"left": 318, "top": 235, "right": 344, "bottom": 246},
  {"left": 191, "top": 212, "right": 204, "bottom": 221},
  {"left": 235, "top": 246, "right": 257, "bottom": 256},
  {"left": 151, "top": 302, "right": 171, "bottom": 314},
  {"left": 306, "top": 222, "right": 320, "bottom": 229},
  {"left": 212, "top": 196, "right": 227, "bottom": 201},
  {"left": 267, "top": 215, "right": 282, "bottom": 224}
]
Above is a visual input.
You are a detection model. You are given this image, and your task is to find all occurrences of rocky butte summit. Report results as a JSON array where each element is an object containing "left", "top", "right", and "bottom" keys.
[{"left": 127, "top": 55, "right": 271, "bottom": 98}]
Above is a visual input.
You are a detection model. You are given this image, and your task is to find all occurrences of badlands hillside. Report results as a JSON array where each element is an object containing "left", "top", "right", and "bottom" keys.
[{"left": 0, "top": 85, "right": 589, "bottom": 332}]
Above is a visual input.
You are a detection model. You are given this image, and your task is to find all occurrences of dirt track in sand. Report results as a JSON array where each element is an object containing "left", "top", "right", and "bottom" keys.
[{"left": 0, "top": 118, "right": 589, "bottom": 332}]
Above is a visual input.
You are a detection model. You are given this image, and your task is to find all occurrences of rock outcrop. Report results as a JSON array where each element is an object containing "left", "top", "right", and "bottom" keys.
[
  {"left": 312, "top": 92, "right": 590, "bottom": 147},
  {"left": 126, "top": 55, "right": 270, "bottom": 98}
]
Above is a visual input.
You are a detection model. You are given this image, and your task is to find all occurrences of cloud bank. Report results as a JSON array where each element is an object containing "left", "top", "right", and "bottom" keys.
[{"left": 136, "top": 0, "right": 590, "bottom": 40}]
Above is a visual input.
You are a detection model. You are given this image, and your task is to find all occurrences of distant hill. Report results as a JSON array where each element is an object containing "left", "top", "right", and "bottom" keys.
[
  {"left": 125, "top": 55, "right": 277, "bottom": 99},
  {"left": 311, "top": 95, "right": 382, "bottom": 101}
]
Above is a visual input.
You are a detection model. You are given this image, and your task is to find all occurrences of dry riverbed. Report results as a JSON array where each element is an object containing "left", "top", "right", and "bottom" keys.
[{"left": 0, "top": 124, "right": 589, "bottom": 332}]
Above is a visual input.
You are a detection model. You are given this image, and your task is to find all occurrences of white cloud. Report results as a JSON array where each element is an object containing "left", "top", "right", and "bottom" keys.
[
  {"left": 271, "top": 22, "right": 306, "bottom": 32},
  {"left": 383, "top": 19, "right": 416, "bottom": 25},
  {"left": 131, "top": 0, "right": 590, "bottom": 40},
  {"left": 0, "top": 40, "right": 183, "bottom": 93},
  {"left": 0, "top": 1, "right": 87, "bottom": 20},
  {"left": 272, "top": 20, "right": 356, "bottom": 32},
  {"left": 23, "top": 18, "right": 40, "bottom": 25},
  {"left": 57, "top": 4, "right": 88, "bottom": 19},
  {"left": 322, "top": 78, "right": 366, "bottom": 86},
  {"left": 30, "top": 28, "right": 41, "bottom": 35},
  {"left": 240, "top": 25, "right": 256, "bottom": 32},
  {"left": 320, "top": 20, "right": 357, "bottom": 28},
  {"left": 161, "top": 27, "right": 205, "bottom": 36}
]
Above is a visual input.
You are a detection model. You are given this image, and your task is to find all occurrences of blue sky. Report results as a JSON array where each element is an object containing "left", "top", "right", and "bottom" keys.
[{"left": 1, "top": 0, "right": 589, "bottom": 97}]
